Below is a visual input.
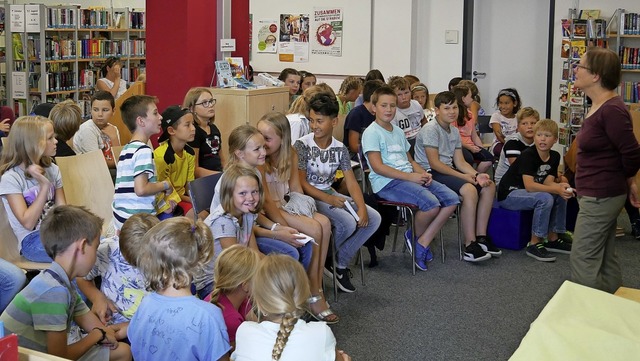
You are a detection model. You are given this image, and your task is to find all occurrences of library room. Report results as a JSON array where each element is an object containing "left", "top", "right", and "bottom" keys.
[{"left": 1, "top": 1, "right": 640, "bottom": 360}]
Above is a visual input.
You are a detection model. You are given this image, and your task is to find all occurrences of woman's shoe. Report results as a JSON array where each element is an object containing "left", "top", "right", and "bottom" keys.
[{"left": 307, "top": 295, "right": 340, "bottom": 324}]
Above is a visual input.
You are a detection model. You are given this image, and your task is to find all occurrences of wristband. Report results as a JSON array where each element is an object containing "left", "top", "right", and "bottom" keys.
[
  {"left": 270, "top": 223, "right": 280, "bottom": 231},
  {"left": 93, "top": 327, "right": 107, "bottom": 345}
]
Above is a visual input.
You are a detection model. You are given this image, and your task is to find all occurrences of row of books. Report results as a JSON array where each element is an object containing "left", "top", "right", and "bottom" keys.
[
  {"left": 47, "top": 8, "right": 77, "bottom": 29},
  {"left": 561, "top": 18, "right": 607, "bottom": 39},
  {"left": 78, "top": 38, "right": 146, "bottom": 59},
  {"left": 620, "top": 82, "right": 640, "bottom": 104},
  {"left": 44, "top": 8, "right": 145, "bottom": 30},
  {"left": 618, "top": 46, "right": 640, "bottom": 70},
  {"left": 14, "top": 98, "right": 93, "bottom": 118},
  {"left": 621, "top": 13, "right": 640, "bottom": 35},
  {"left": 123, "top": 65, "right": 145, "bottom": 83},
  {"left": 130, "top": 12, "right": 145, "bottom": 30},
  {"left": 79, "top": 9, "right": 112, "bottom": 29}
]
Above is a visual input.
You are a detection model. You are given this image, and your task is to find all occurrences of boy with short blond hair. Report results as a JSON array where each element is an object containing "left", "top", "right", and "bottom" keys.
[
  {"left": 112, "top": 95, "right": 172, "bottom": 230},
  {"left": 0, "top": 205, "right": 131, "bottom": 361},
  {"left": 494, "top": 107, "right": 540, "bottom": 185},
  {"left": 498, "top": 119, "right": 573, "bottom": 262},
  {"left": 388, "top": 76, "right": 426, "bottom": 151}
]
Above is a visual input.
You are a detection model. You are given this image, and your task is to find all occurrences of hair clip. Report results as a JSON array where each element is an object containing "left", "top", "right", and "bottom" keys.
[
  {"left": 190, "top": 224, "right": 197, "bottom": 234},
  {"left": 498, "top": 90, "right": 517, "bottom": 99}
]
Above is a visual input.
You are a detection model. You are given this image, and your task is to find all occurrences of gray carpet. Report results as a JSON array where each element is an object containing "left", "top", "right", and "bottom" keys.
[{"left": 327, "top": 214, "right": 640, "bottom": 361}]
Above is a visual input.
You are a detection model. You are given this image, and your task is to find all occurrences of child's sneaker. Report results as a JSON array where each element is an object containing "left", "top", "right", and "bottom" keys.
[
  {"left": 424, "top": 245, "right": 434, "bottom": 262},
  {"left": 414, "top": 242, "right": 428, "bottom": 271},
  {"left": 335, "top": 268, "right": 356, "bottom": 293},
  {"left": 557, "top": 231, "right": 573, "bottom": 244},
  {"left": 404, "top": 229, "right": 413, "bottom": 255},
  {"left": 526, "top": 243, "right": 556, "bottom": 262},
  {"left": 463, "top": 241, "right": 491, "bottom": 262},
  {"left": 632, "top": 221, "right": 640, "bottom": 240},
  {"left": 544, "top": 239, "right": 572, "bottom": 254},
  {"left": 477, "top": 235, "right": 502, "bottom": 256}
]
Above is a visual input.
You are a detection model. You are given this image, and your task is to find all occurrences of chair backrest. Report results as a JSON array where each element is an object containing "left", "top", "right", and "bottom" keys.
[
  {"left": 356, "top": 145, "right": 370, "bottom": 194},
  {"left": 111, "top": 145, "right": 124, "bottom": 165},
  {"left": 55, "top": 150, "right": 115, "bottom": 235},
  {"left": 477, "top": 115, "right": 493, "bottom": 134},
  {"left": 188, "top": 172, "right": 223, "bottom": 218},
  {"left": 0, "top": 200, "right": 50, "bottom": 270}
]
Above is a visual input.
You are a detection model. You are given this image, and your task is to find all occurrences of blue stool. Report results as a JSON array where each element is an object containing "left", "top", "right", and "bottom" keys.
[{"left": 487, "top": 201, "right": 533, "bottom": 250}]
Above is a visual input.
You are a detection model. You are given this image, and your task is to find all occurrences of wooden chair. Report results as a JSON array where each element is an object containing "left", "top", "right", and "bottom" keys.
[
  {"left": 110, "top": 81, "right": 145, "bottom": 146},
  {"left": 55, "top": 150, "right": 115, "bottom": 236},
  {"left": 188, "top": 172, "right": 223, "bottom": 220},
  {"left": 0, "top": 201, "right": 49, "bottom": 270},
  {"left": 111, "top": 145, "right": 124, "bottom": 165}
]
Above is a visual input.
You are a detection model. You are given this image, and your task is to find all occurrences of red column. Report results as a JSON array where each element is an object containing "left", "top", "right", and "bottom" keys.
[{"left": 231, "top": 0, "right": 250, "bottom": 66}]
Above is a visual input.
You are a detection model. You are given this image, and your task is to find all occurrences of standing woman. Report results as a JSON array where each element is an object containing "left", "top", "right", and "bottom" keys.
[
  {"left": 96, "top": 56, "right": 127, "bottom": 100},
  {"left": 570, "top": 47, "right": 640, "bottom": 293},
  {"left": 184, "top": 87, "right": 225, "bottom": 177}
]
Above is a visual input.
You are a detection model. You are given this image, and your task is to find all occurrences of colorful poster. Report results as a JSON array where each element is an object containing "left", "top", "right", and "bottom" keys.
[
  {"left": 257, "top": 19, "right": 278, "bottom": 53},
  {"left": 278, "top": 13, "right": 309, "bottom": 63},
  {"left": 311, "top": 7, "right": 343, "bottom": 57}
]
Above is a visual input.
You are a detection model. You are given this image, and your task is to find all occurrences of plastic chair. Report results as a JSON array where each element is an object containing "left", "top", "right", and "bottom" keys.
[{"left": 188, "top": 172, "right": 223, "bottom": 221}]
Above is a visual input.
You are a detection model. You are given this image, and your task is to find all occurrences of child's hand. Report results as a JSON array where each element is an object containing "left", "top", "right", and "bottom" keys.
[
  {"left": 92, "top": 295, "right": 118, "bottom": 325},
  {"left": 108, "top": 322, "right": 129, "bottom": 340},
  {"left": 408, "top": 172, "right": 430, "bottom": 186},
  {"left": 470, "top": 145, "right": 481, "bottom": 153},
  {"left": 556, "top": 182, "right": 573, "bottom": 199},
  {"left": 476, "top": 173, "right": 493, "bottom": 187},
  {"left": 95, "top": 326, "right": 119, "bottom": 350},
  {"left": 163, "top": 181, "right": 174, "bottom": 196},
  {"left": 275, "top": 227, "right": 305, "bottom": 247},
  {"left": 0, "top": 118, "right": 11, "bottom": 133},
  {"left": 26, "top": 164, "right": 50, "bottom": 185},
  {"left": 356, "top": 208, "right": 369, "bottom": 228},
  {"left": 327, "top": 195, "right": 346, "bottom": 208}
]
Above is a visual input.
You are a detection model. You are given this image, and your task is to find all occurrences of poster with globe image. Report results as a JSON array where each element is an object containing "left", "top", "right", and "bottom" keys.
[{"left": 311, "top": 7, "right": 343, "bottom": 57}]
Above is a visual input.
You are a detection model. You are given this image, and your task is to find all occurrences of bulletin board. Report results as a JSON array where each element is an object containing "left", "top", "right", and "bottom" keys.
[{"left": 249, "top": 0, "right": 372, "bottom": 76}]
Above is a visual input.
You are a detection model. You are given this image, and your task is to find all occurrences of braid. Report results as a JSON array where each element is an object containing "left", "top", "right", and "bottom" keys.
[{"left": 272, "top": 313, "right": 298, "bottom": 361}]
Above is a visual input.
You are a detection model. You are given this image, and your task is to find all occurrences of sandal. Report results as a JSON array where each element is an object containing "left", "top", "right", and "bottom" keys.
[{"left": 307, "top": 295, "right": 340, "bottom": 325}]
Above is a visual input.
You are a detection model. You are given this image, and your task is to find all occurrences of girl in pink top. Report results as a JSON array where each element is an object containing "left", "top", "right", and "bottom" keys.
[{"left": 452, "top": 85, "right": 493, "bottom": 173}]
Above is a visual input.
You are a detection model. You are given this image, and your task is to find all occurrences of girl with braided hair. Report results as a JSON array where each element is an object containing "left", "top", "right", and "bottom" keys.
[{"left": 231, "top": 254, "right": 350, "bottom": 361}]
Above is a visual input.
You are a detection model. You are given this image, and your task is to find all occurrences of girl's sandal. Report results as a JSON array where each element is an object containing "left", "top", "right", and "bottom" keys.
[{"left": 307, "top": 295, "right": 340, "bottom": 325}]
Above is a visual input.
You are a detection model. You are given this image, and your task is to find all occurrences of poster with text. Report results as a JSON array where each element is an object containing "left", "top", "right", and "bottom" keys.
[
  {"left": 257, "top": 19, "right": 278, "bottom": 53},
  {"left": 311, "top": 7, "right": 343, "bottom": 57},
  {"left": 278, "top": 13, "right": 309, "bottom": 62}
]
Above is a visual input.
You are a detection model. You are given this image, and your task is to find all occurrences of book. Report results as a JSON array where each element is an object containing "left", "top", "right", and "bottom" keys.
[
  {"left": 344, "top": 200, "right": 360, "bottom": 222},
  {"left": 579, "top": 9, "right": 600, "bottom": 20},
  {"left": 573, "top": 20, "right": 587, "bottom": 38},
  {"left": 214, "top": 60, "right": 233, "bottom": 88},
  {"left": 561, "top": 19, "right": 572, "bottom": 37},
  {"left": 225, "top": 56, "right": 244, "bottom": 78},
  {"left": 233, "top": 76, "right": 256, "bottom": 89},
  {"left": 561, "top": 39, "right": 570, "bottom": 58},
  {"left": 570, "top": 39, "right": 586, "bottom": 59}
]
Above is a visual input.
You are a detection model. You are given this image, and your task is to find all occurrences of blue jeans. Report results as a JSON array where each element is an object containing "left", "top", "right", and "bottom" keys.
[
  {"left": 376, "top": 178, "right": 460, "bottom": 211},
  {"left": 315, "top": 195, "right": 381, "bottom": 268},
  {"left": 499, "top": 190, "right": 567, "bottom": 238},
  {"left": 21, "top": 231, "right": 53, "bottom": 263},
  {"left": 256, "top": 237, "right": 313, "bottom": 270},
  {"left": 0, "top": 258, "right": 26, "bottom": 312}
]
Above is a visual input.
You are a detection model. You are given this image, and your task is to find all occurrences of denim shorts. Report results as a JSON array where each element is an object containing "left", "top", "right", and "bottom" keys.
[
  {"left": 376, "top": 178, "right": 459, "bottom": 212},
  {"left": 431, "top": 170, "right": 482, "bottom": 195}
]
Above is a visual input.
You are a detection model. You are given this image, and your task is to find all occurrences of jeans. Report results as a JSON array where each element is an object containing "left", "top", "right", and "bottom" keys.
[
  {"left": 499, "top": 190, "right": 567, "bottom": 238},
  {"left": 315, "top": 194, "right": 381, "bottom": 268},
  {"left": 21, "top": 231, "right": 53, "bottom": 263},
  {"left": 376, "top": 178, "right": 459, "bottom": 211},
  {"left": 0, "top": 258, "right": 27, "bottom": 312},
  {"left": 256, "top": 237, "right": 313, "bottom": 270}
]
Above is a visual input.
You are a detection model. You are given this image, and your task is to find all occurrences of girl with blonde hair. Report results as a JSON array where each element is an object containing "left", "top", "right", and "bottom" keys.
[
  {"left": 183, "top": 87, "right": 225, "bottom": 176},
  {"left": 232, "top": 254, "right": 350, "bottom": 361},
  {"left": 0, "top": 116, "right": 66, "bottom": 262},
  {"left": 337, "top": 76, "right": 363, "bottom": 115}
]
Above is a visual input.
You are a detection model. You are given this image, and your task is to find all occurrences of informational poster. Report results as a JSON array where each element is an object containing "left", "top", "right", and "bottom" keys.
[
  {"left": 24, "top": 5, "right": 41, "bottom": 33},
  {"left": 311, "top": 7, "right": 343, "bottom": 57},
  {"left": 257, "top": 19, "right": 278, "bottom": 53},
  {"left": 9, "top": 5, "right": 25, "bottom": 32},
  {"left": 11, "top": 72, "right": 27, "bottom": 99},
  {"left": 278, "top": 13, "right": 309, "bottom": 63}
]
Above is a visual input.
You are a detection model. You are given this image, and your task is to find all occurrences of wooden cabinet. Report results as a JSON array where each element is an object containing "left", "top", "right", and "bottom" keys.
[{"left": 209, "top": 87, "right": 289, "bottom": 158}]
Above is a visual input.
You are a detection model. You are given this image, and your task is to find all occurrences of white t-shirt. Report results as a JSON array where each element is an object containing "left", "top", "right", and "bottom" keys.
[
  {"left": 391, "top": 99, "right": 424, "bottom": 140},
  {"left": 287, "top": 113, "right": 310, "bottom": 144},
  {"left": 293, "top": 133, "right": 351, "bottom": 192},
  {"left": 98, "top": 78, "right": 127, "bottom": 100},
  {"left": 489, "top": 112, "right": 518, "bottom": 148},
  {"left": 232, "top": 319, "right": 336, "bottom": 361}
]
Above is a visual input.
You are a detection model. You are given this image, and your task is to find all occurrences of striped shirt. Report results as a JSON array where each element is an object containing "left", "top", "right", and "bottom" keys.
[
  {"left": 0, "top": 262, "right": 89, "bottom": 352},
  {"left": 112, "top": 141, "right": 158, "bottom": 230}
]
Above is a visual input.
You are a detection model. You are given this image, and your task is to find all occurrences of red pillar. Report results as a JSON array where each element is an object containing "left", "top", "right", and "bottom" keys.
[{"left": 231, "top": 0, "right": 250, "bottom": 66}]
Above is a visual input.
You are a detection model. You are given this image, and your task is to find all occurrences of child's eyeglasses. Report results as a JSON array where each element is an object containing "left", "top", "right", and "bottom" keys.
[{"left": 195, "top": 99, "right": 216, "bottom": 107}]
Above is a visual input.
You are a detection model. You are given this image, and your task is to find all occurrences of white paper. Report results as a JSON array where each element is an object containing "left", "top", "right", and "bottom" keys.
[
  {"left": 25, "top": 5, "right": 41, "bottom": 33},
  {"left": 344, "top": 200, "right": 360, "bottom": 221},
  {"left": 10, "top": 5, "right": 25, "bottom": 32},
  {"left": 11, "top": 72, "right": 27, "bottom": 99}
]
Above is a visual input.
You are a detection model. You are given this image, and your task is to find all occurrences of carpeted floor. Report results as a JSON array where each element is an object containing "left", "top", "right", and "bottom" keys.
[{"left": 326, "top": 214, "right": 640, "bottom": 361}]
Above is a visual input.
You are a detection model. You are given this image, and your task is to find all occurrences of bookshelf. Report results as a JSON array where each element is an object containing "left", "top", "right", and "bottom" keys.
[
  {"left": 558, "top": 9, "right": 607, "bottom": 151},
  {"left": 6, "top": 5, "right": 145, "bottom": 117},
  {"left": 608, "top": 9, "right": 640, "bottom": 104},
  {"left": 0, "top": 2, "right": 6, "bottom": 106}
]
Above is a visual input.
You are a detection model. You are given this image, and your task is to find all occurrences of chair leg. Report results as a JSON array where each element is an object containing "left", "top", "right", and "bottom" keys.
[
  {"left": 330, "top": 232, "right": 338, "bottom": 302},
  {"left": 440, "top": 229, "right": 445, "bottom": 263},
  {"left": 406, "top": 207, "right": 416, "bottom": 276},
  {"left": 359, "top": 248, "right": 365, "bottom": 286},
  {"left": 391, "top": 206, "right": 402, "bottom": 252},
  {"left": 457, "top": 204, "right": 463, "bottom": 261}
]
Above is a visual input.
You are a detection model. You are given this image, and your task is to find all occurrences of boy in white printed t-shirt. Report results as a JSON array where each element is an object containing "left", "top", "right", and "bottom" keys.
[{"left": 388, "top": 76, "right": 426, "bottom": 154}]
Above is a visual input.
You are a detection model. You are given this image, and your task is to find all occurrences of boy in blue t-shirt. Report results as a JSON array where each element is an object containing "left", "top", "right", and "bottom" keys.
[
  {"left": 361, "top": 86, "right": 458, "bottom": 271},
  {"left": 497, "top": 119, "right": 573, "bottom": 262},
  {"left": 414, "top": 91, "right": 498, "bottom": 263},
  {"left": 1, "top": 206, "right": 131, "bottom": 360}
]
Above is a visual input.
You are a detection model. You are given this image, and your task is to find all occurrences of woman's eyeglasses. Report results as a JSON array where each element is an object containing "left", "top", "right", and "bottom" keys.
[{"left": 195, "top": 99, "right": 216, "bottom": 107}]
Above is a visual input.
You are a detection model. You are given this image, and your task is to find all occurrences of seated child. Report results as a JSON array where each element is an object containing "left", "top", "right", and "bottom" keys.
[
  {"left": 73, "top": 91, "right": 121, "bottom": 169},
  {"left": 76, "top": 213, "right": 159, "bottom": 325},
  {"left": 451, "top": 85, "right": 493, "bottom": 173},
  {"left": 50, "top": 100, "right": 82, "bottom": 157},
  {"left": 497, "top": 119, "right": 573, "bottom": 262},
  {"left": 232, "top": 254, "right": 350, "bottom": 361},
  {"left": 184, "top": 87, "right": 225, "bottom": 176},
  {"left": 410, "top": 82, "right": 436, "bottom": 124},
  {"left": 494, "top": 107, "right": 539, "bottom": 185},
  {"left": 298, "top": 71, "right": 317, "bottom": 94},
  {"left": 279, "top": 68, "right": 301, "bottom": 107},
  {"left": 287, "top": 84, "right": 337, "bottom": 143},
  {"left": 128, "top": 217, "right": 230, "bottom": 361},
  {"left": 112, "top": 95, "right": 175, "bottom": 230},
  {"left": 343, "top": 79, "right": 384, "bottom": 159},
  {"left": 362, "top": 86, "right": 459, "bottom": 271},
  {"left": 294, "top": 93, "right": 381, "bottom": 292},
  {"left": 1, "top": 205, "right": 131, "bottom": 361},
  {"left": 0, "top": 258, "right": 26, "bottom": 313},
  {"left": 388, "top": 76, "right": 426, "bottom": 152},
  {"left": 458, "top": 80, "right": 486, "bottom": 117},
  {"left": 210, "top": 245, "right": 259, "bottom": 350},
  {"left": 154, "top": 105, "right": 197, "bottom": 219},
  {"left": 489, "top": 88, "right": 521, "bottom": 157},
  {"left": 337, "top": 76, "right": 363, "bottom": 115},
  {"left": 414, "top": 91, "right": 499, "bottom": 263}
]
